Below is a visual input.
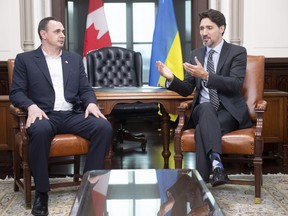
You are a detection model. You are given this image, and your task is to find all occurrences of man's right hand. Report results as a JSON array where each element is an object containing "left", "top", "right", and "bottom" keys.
[
  {"left": 26, "top": 104, "right": 49, "bottom": 128},
  {"left": 155, "top": 61, "right": 174, "bottom": 81}
]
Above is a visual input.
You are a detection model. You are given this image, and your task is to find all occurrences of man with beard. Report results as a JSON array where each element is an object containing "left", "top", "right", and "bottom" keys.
[{"left": 155, "top": 9, "right": 252, "bottom": 187}]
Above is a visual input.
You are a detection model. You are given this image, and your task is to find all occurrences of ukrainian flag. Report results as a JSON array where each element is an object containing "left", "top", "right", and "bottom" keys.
[{"left": 149, "top": 0, "right": 184, "bottom": 87}]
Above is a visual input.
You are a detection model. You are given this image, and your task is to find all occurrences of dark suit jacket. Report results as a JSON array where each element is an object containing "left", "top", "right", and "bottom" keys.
[
  {"left": 168, "top": 41, "right": 252, "bottom": 129},
  {"left": 10, "top": 47, "right": 97, "bottom": 113}
]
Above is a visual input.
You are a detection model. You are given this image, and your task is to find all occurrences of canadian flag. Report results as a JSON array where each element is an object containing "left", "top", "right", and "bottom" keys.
[{"left": 83, "top": 0, "right": 112, "bottom": 59}]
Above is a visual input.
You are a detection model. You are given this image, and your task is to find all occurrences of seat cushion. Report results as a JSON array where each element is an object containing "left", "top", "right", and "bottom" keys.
[
  {"left": 15, "top": 134, "right": 90, "bottom": 158},
  {"left": 49, "top": 134, "right": 90, "bottom": 157},
  {"left": 181, "top": 127, "right": 255, "bottom": 155}
]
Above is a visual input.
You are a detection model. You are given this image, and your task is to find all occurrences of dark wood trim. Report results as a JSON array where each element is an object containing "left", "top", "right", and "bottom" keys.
[
  {"left": 51, "top": 0, "right": 67, "bottom": 25},
  {"left": 0, "top": 95, "right": 13, "bottom": 151},
  {"left": 191, "top": 0, "right": 208, "bottom": 49},
  {"left": 0, "top": 61, "right": 8, "bottom": 74},
  {"left": 265, "top": 58, "right": 288, "bottom": 68},
  {"left": 264, "top": 58, "right": 288, "bottom": 92},
  {"left": 0, "top": 61, "right": 8, "bottom": 95},
  {"left": 51, "top": 0, "right": 68, "bottom": 49}
]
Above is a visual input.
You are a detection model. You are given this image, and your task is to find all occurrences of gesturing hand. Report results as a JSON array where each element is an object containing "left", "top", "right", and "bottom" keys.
[
  {"left": 183, "top": 56, "right": 208, "bottom": 80},
  {"left": 155, "top": 61, "right": 174, "bottom": 81}
]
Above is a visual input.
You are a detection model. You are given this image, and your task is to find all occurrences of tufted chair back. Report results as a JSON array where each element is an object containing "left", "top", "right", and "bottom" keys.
[
  {"left": 86, "top": 46, "right": 143, "bottom": 87},
  {"left": 86, "top": 47, "right": 159, "bottom": 154}
]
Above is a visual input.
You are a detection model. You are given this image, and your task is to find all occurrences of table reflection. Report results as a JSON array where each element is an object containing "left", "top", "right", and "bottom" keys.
[{"left": 70, "top": 169, "right": 223, "bottom": 216}]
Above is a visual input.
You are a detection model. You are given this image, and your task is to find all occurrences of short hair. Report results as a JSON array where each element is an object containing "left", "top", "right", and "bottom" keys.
[
  {"left": 199, "top": 9, "right": 226, "bottom": 35},
  {"left": 37, "top": 17, "right": 61, "bottom": 40}
]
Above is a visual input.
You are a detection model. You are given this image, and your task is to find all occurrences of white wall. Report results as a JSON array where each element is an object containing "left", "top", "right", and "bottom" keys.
[
  {"left": 243, "top": 0, "right": 288, "bottom": 57},
  {"left": 0, "top": 0, "right": 51, "bottom": 61},
  {"left": 1, "top": 0, "right": 288, "bottom": 61},
  {"left": 0, "top": 0, "right": 22, "bottom": 60},
  {"left": 210, "top": 0, "right": 288, "bottom": 57}
]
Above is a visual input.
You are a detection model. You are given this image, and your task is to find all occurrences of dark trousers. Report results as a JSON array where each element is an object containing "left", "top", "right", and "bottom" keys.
[
  {"left": 27, "top": 111, "right": 113, "bottom": 192},
  {"left": 192, "top": 102, "right": 238, "bottom": 182}
]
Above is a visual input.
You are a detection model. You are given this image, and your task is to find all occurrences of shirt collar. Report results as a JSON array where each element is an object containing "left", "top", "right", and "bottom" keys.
[
  {"left": 41, "top": 47, "right": 62, "bottom": 59},
  {"left": 206, "top": 39, "right": 224, "bottom": 55}
]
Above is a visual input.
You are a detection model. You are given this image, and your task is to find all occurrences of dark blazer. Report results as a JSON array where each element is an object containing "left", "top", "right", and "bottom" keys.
[
  {"left": 10, "top": 47, "right": 97, "bottom": 113},
  {"left": 168, "top": 41, "right": 252, "bottom": 129}
]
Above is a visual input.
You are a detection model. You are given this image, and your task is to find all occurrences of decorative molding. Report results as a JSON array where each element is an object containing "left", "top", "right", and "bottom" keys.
[
  {"left": 44, "top": 0, "right": 52, "bottom": 17},
  {"left": 230, "top": 0, "right": 243, "bottom": 46},
  {"left": 209, "top": 0, "right": 220, "bottom": 10},
  {"left": 20, "top": 0, "right": 35, "bottom": 51}
]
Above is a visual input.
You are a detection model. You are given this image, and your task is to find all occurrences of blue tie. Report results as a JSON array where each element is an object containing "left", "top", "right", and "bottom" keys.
[{"left": 207, "top": 49, "right": 220, "bottom": 110}]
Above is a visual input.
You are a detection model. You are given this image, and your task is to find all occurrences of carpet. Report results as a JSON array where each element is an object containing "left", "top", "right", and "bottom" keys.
[
  {"left": 0, "top": 177, "right": 78, "bottom": 216},
  {"left": 0, "top": 174, "right": 287, "bottom": 216},
  {"left": 208, "top": 173, "right": 288, "bottom": 216}
]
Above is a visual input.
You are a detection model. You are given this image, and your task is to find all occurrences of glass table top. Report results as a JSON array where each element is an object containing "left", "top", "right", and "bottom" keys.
[{"left": 70, "top": 169, "right": 223, "bottom": 216}]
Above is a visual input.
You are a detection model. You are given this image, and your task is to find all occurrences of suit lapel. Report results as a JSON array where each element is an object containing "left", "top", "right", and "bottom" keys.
[
  {"left": 61, "top": 52, "right": 70, "bottom": 88},
  {"left": 216, "top": 41, "right": 230, "bottom": 74},
  {"left": 197, "top": 48, "right": 206, "bottom": 66},
  {"left": 34, "top": 48, "right": 53, "bottom": 86}
]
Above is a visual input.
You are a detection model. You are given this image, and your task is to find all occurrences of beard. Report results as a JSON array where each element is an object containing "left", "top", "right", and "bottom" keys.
[{"left": 202, "top": 38, "right": 214, "bottom": 47}]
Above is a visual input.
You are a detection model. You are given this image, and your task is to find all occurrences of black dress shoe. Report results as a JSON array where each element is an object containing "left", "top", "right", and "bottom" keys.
[
  {"left": 210, "top": 167, "right": 229, "bottom": 187},
  {"left": 31, "top": 191, "right": 49, "bottom": 216}
]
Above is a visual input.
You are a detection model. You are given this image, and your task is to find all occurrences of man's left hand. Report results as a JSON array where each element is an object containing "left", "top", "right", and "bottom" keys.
[
  {"left": 183, "top": 56, "right": 208, "bottom": 80},
  {"left": 85, "top": 103, "right": 107, "bottom": 119}
]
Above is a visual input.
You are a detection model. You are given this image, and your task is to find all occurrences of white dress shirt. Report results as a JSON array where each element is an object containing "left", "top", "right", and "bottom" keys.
[{"left": 42, "top": 49, "right": 73, "bottom": 111}]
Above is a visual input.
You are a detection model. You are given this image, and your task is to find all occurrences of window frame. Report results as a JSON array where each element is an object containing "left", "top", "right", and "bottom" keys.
[{"left": 52, "top": 0, "right": 208, "bottom": 83}]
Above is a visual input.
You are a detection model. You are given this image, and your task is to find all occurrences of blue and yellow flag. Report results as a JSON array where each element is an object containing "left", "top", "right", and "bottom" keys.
[{"left": 149, "top": 0, "right": 184, "bottom": 87}]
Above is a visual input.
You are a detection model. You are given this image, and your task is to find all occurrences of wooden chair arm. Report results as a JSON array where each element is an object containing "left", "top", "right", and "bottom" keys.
[
  {"left": 9, "top": 104, "right": 27, "bottom": 131},
  {"left": 9, "top": 104, "right": 29, "bottom": 157},
  {"left": 255, "top": 99, "right": 267, "bottom": 112},
  {"left": 253, "top": 99, "right": 267, "bottom": 159},
  {"left": 10, "top": 104, "right": 27, "bottom": 116},
  {"left": 175, "top": 100, "right": 192, "bottom": 135},
  {"left": 174, "top": 100, "right": 192, "bottom": 168},
  {"left": 179, "top": 100, "right": 193, "bottom": 110},
  {"left": 254, "top": 99, "right": 267, "bottom": 138}
]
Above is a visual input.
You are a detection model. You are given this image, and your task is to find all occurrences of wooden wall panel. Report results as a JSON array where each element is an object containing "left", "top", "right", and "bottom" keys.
[
  {"left": 0, "top": 96, "right": 13, "bottom": 150},
  {"left": 0, "top": 61, "right": 9, "bottom": 95},
  {"left": 263, "top": 91, "right": 287, "bottom": 142},
  {"left": 265, "top": 58, "right": 288, "bottom": 92}
]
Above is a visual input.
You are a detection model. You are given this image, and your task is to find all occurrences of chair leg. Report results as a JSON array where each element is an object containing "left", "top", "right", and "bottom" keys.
[
  {"left": 23, "top": 160, "right": 32, "bottom": 208},
  {"left": 174, "top": 154, "right": 183, "bottom": 169},
  {"left": 254, "top": 156, "right": 262, "bottom": 204},
  {"left": 13, "top": 151, "right": 20, "bottom": 192},
  {"left": 174, "top": 130, "right": 183, "bottom": 169},
  {"left": 283, "top": 142, "right": 288, "bottom": 167},
  {"left": 73, "top": 155, "right": 80, "bottom": 182},
  {"left": 104, "top": 144, "right": 113, "bottom": 169}
]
